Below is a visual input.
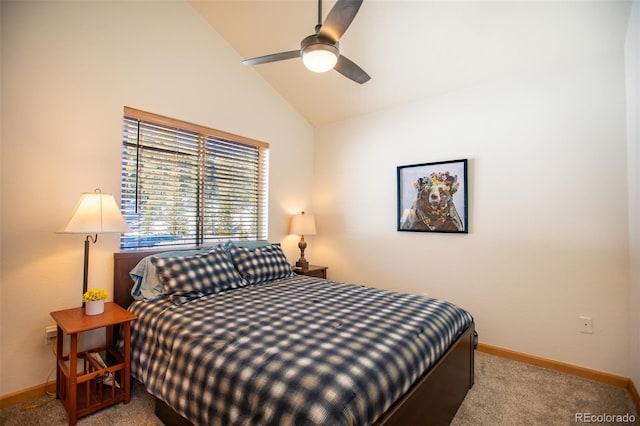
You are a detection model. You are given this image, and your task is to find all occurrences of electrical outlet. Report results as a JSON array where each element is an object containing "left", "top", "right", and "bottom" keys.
[
  {"left": 44, "top": 326, "right": 57, "bottom": 345},
  {"left": 579, "top": 316, "right": 593, "bottom": 334}
]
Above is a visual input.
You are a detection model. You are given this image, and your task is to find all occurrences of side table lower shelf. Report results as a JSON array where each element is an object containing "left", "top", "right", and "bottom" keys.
[{"left": 56, "top": 348, "right": 127, "bottom": 418}]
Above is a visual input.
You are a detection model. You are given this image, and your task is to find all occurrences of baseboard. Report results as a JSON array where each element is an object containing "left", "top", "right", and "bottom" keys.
[
  {"left": 477, "top": 343, "right": 629, "bottom": 388},
  {"left": 630, "top": 379, "right": 640, "bottom": 412},
  {"left": 0, "top": 381, "right": 56, "bottom": 409}
]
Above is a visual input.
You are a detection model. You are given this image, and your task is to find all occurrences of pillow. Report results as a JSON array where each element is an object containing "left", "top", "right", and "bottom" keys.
[
  {"left": 228, "top": 243, "right": 294, "bottom": 285},
  {"left": 221, "top": 240, "right": 270, "bottom": 252},
  {"left": 152, "top": 246, "right": 246, "bottom": 305},
  {"left": 130, "top": 247, "right": 212, "bottom": 301}
]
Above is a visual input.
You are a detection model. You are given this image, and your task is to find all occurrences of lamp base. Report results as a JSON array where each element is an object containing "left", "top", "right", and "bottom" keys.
[{"left": 296, "top": 236, "right": 309, "bottom": 270}]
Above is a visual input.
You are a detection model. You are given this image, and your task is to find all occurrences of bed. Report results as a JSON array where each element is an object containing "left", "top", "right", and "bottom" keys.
[{"left": 113, "top": 243, "right": 476, "bottom": 425}]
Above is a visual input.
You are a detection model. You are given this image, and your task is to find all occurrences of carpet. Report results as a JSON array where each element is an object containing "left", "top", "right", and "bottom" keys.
[
  {"left": 1, "top": 352, "right": 637, "bottom": 425},
  {"left": 451, "top": 352, "right": 638, "bottom": 426}
]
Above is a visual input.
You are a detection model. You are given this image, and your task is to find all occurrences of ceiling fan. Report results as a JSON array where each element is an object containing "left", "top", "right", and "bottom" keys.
[{"left": 242, "top": 0, "right": 370, "bottom": 84}]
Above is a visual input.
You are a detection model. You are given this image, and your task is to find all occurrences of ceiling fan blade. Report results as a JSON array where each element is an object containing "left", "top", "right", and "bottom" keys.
[
  {"left": 318, "top": 0, "right": 363, "bottom": 43},
  {"left": 334, "top": 55, "right": 370, "bottom": 84},
  {"left": 242, "top": 50, "right": 300, "bottom": 66}
]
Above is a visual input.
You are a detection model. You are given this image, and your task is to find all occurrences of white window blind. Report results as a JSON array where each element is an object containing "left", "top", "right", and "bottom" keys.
[{"left": 120, "top": 107, "right": 268, "bottom": 250}]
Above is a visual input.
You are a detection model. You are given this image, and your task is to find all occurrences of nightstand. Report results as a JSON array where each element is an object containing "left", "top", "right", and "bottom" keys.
[
  {"left": 293, "top": 264, "right": 328, "bottom": 279},
  {"left": 50, "top": 302, "right": 137, "bottom": 425}
]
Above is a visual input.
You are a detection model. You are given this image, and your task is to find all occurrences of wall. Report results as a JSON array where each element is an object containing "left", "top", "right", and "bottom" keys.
[
  {"left": 313, "top": 54, "right": 630, "bottom": 375},
  {"left": 626, "top": 0, "right": 640, "bottom": 390},
  {"left": 0, "top": 1, "right": 313, "bottom": 396}
]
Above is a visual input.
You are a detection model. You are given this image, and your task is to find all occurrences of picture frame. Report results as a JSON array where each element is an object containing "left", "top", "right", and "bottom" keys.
[{"left": 397, "top": 159, "right": 468, "bottom": 233}]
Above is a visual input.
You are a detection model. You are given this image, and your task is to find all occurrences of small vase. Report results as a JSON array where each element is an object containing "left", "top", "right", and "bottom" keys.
[{"left": 85, "top": 300, "right": 105, "bottom": 315}]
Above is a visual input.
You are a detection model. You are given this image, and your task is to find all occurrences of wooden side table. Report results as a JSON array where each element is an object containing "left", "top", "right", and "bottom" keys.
[
  {"left": 293, "top": 264, "right": 328, "bottom": 279},
  {"left": 50, "top": 302, "right": 137, "bottom": 425}
]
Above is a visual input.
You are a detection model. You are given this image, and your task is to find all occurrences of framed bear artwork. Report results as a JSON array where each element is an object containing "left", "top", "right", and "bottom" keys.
[{"left": 397, "top": 159, "right": 468, "bottom": 233}]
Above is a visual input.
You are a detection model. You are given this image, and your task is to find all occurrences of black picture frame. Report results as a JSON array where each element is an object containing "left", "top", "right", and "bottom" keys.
[{"left": 397, "top": 159, "right": 468, "bottom": 233}]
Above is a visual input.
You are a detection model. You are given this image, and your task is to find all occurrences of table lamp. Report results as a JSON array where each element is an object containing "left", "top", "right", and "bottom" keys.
[{"left": 289, "top": 211, "right": 316, "bottom": 270}]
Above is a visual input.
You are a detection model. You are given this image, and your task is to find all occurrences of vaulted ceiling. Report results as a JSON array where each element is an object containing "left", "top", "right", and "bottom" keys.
[{"left": 189, "top": 0, "right": 630, "bottom": 127}]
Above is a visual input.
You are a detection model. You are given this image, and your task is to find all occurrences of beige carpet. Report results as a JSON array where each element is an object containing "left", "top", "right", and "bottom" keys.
[
  {"left": 451, "top": 353, "right": 639, "bottom": 426},
  {"left": 1, "top": 352, "right": 637, "bottom": 425}
]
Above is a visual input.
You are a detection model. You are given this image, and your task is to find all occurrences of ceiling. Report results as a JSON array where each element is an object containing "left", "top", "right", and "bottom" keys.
[{"left": 189, "top": 0, "right": 630, "bottom": 127}]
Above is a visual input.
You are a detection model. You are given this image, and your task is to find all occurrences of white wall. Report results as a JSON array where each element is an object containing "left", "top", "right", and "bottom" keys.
[
  {"left": 313, "top": 54, "right": 630, "bottom": 375},
  {"left": 626, "top": 0, "right": 640, "bottom": 390},
  {"left": 0, "top": 1, "right": 313, "bottom": 395}
]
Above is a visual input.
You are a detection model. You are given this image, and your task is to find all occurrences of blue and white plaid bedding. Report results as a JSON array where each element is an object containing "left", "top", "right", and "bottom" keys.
[{"left": 127, "top": 275, "right": 473, "bottom": 425}]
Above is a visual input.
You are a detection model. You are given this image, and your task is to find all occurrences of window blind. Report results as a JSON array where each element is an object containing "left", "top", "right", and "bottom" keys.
[{"left": 120, "top": 108, "right": 268, "bottom": 250}]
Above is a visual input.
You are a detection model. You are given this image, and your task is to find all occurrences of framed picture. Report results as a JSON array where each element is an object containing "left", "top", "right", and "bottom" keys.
[{"left": 397, "top": 159, "right": 468, "bottom": 233}]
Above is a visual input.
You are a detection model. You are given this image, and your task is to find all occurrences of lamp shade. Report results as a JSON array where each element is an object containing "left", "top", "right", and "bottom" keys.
[
  {"left": 290, "top": 212, "right": 316, "bottom": 236},
  {"left": 60, "top": 191, "right": 131, "bottom": 234}
]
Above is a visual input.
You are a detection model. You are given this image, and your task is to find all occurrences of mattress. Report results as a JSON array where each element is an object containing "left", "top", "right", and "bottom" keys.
[{"left": 126, "top": 274, "right": 473, "bottom": 425}]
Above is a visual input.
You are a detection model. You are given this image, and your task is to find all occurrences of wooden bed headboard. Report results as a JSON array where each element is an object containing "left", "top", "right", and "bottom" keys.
[{"left": 113, "top": 250, "right": 156, "bottom": 308}]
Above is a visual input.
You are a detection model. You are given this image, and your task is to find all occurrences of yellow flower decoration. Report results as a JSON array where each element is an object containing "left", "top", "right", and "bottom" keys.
[{"left": 82, "top": 288, "right": 109, "bottom": 302}]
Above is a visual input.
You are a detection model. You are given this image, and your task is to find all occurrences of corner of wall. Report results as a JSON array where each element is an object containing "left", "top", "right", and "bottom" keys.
[{"left": 625, "top": 0, "right": 640, "bottom": 391}]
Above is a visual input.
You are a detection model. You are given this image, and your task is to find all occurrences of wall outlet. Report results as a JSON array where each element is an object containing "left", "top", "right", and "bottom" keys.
[
  {"left": 44, "top": 325, "right": 57, "bottom": 345},
  {"left": 579, "top": 316, "right": 593, "bottom": 334}
]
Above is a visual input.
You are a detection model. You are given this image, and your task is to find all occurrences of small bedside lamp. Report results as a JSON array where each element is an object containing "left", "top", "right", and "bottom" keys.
[
  {"left": 59, "top": 189, "right": 131, "bottom": 301},
  {"left": 289, "top": 211, "right": 316, "bottom": 270}
]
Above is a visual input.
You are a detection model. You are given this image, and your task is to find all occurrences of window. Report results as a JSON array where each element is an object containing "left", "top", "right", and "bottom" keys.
[{"left": 120, "top": 107, "right": 268, "bottom": 250}]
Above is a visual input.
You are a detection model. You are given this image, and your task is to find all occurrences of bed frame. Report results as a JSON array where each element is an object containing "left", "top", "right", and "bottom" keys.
[{"left": 113, "top": 249, "right": 475, "bottom": 426}]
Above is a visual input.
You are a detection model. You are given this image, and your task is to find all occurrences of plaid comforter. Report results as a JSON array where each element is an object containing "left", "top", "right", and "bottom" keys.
[{"left": 127, "top": 275, "right": 473, "bottom": 425}]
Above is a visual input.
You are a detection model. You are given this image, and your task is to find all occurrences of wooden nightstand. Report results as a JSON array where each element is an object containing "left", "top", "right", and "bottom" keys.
[
  {"left": 293, "top": 264, "right": 328, "bottom": 279},
  {"left": 50, "top": 302, "right": 137, "bottom": 425}
]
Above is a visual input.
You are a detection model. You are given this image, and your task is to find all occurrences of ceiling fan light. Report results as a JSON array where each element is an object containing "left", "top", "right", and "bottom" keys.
[{"left": 302, "top": 44, "right": 338, "bottom": 73}]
